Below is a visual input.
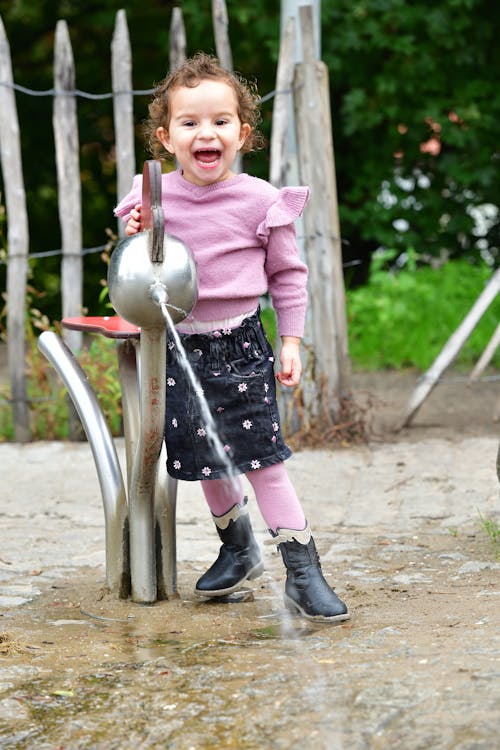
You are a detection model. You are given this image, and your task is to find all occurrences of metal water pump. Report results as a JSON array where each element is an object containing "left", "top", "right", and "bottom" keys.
[{"left": 107, "top": 160, "right": 197, "bottom": 603}]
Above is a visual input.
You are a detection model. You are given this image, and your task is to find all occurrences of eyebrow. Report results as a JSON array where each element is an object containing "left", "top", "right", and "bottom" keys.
[{"left": 173, "top": 110, "right": 237, "bottom": 121}]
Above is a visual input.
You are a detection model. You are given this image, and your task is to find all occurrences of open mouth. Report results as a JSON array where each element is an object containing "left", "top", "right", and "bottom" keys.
[{"left": 194, "top": 149, "right": 221, "bottom": 166}]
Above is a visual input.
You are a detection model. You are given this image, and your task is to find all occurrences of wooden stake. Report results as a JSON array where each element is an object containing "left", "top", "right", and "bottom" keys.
[
  {"left": 0, "top": 16, "right": 30, "bottom": 441},
  {"left": 53, "top": 21, "right": 83, "bottom": 355},
  {"left": 469, "top": 321, "right": 500, "bottom": 381},
  {"left": 398, "top": 268, "right": 500, "bottom": 429},
  {"left": 112, "top": 10, "right": 135, "bottom": 236}
]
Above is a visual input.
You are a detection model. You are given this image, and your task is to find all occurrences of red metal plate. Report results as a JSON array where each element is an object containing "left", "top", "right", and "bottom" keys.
[{"left": 62, "top": 316, "right": 140, "bottom": 339}]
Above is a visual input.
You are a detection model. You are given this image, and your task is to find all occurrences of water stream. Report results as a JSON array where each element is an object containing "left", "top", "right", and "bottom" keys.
[{"left": 160, "top": 301, "right": 241, "bottom": 495}]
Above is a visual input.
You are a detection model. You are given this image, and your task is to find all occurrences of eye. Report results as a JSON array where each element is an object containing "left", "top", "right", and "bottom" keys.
[
  {"left": 182, "top": 120, "right": 196, "bottom": 127},
  {"left": 215, "top": 118, "right": 228, "bottom": 126}
]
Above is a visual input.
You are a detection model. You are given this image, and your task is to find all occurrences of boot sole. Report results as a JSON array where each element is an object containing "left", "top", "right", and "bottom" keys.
[
  {"left": 284, "top": 593, "right": 350, "bottom": 623},
  {"left": 194, "top": 561, "right": 265, "bottom": 598}
]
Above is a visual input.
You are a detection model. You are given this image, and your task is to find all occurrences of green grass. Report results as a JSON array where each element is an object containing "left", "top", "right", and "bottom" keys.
[
  {"left": 346, "top": 256, "right": 500, "bottom": 371},
  {"left": 478, "top": 511, "right": 500, "bottom": 559}
]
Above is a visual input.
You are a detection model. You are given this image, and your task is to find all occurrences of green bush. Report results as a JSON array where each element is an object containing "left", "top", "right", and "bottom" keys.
[
  {"left": 0, "top": 329, "right": 122, "bottom": 442},
  {"left": 346, "top": 254, "right": 500, "bottom": 370}
]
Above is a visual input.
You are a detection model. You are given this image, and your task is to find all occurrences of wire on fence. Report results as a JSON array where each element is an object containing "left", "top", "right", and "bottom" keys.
[
  {"left": 0, "top": 80, "right": 295, "bottom": 265},
  {"left": 1, "top": 243, "right": 363, "bottom": 268},
  {"left": 0, "top": 79, "right": 288, "bottom": 103}
]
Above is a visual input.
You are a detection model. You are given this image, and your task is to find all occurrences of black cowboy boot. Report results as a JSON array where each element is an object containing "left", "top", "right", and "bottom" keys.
[
  {"left": 195, "top": 498, "right": 264, "bottom": 597},
  {"left": 270, "top": 525, "right": 349, "bottom": 622}
]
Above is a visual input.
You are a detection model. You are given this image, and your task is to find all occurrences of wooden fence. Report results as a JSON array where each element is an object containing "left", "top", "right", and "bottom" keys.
[{"left": 0, "top": 2, "right": 350, "bottom": 442}]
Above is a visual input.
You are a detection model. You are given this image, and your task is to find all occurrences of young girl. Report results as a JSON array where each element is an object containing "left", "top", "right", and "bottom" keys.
[{"left": 115, "top": 52, "right": 349, "bottom": 623}]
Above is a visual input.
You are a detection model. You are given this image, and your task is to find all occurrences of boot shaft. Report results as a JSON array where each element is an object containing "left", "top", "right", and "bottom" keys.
[
  {"left": 212, "top": 498, "right": 256, "bottom": 550},
  {"left": 278, "top": 535, "right": 320, "bottom": 571}
]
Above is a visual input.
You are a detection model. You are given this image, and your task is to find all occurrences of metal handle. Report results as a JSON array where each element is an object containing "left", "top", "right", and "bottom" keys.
[{"left": 141, "top": 160, "right": 164, "bottom": 263}]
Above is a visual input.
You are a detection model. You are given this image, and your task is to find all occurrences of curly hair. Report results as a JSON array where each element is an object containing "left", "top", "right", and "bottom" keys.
[{"left": 144, "top": 52, "right": 265, "bottom": 160}]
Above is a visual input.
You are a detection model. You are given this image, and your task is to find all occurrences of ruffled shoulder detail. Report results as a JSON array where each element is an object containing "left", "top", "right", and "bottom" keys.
[
  {"left": 114, "top": 174, "right": 143, "bottom": 221},
  {"left": 256, "top": 186, "right": 309, "bottom": 243}
]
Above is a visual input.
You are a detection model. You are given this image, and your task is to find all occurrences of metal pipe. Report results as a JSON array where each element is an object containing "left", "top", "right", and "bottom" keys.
[
  {"left": 128, "top": 325, "right": 166, "bottom": 603},
  {"left": 154, "top": 447, "right": 178, "bottom": 599},
  {"left": 116, "top": 338, "right": 140, "bottom": 490},
  {"left": 37, "top": 331, "right": 130, "bottom": 597},
  {"left": 117, "top": 333, "right": 178, "bottom": 600}
]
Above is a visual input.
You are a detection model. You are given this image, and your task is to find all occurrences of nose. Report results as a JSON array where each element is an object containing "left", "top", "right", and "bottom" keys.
[{"left": 198, "top": 121, "right": 216, "bottom": 139}]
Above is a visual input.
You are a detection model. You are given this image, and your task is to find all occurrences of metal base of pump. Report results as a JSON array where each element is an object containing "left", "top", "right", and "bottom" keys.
[{"left": 38, "top": 320, "right": 178, "bottom": 604}]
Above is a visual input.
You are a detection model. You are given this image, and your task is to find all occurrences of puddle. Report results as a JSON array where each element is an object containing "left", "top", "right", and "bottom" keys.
[
  {"left": 2, "top": 620, "right": 349, "bottom": 748},
  {"left": 2, "top": 532, "right": 500, "bottom": 749}
]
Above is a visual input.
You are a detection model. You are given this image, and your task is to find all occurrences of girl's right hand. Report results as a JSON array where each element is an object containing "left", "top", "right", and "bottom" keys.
[{"left": 125, "top": 204, "right": 142, "bottom": 236}]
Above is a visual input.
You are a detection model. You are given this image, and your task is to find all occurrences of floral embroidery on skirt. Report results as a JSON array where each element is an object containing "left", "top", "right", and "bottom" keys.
[{"left": 165, "top": 309, "right": 292, "bottom": 480}]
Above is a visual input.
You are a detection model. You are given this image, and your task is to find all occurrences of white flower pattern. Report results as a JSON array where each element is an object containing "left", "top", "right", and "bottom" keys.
[{"left": 166, "top": 313, "right": 290, "bottom": 480}]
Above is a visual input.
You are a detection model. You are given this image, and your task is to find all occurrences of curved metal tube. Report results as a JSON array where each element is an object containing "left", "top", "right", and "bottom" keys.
[{"left": 37, "top": 331, "right": 130, "bottom": 597}]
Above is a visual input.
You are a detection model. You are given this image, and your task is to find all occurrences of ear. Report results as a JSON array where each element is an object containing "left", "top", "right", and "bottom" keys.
[
  {"left": 157, "top": 126, "right": 175, "bottom": 155},
  {"left": 238, "top": 122, "right": 252, "bottom": 150}
]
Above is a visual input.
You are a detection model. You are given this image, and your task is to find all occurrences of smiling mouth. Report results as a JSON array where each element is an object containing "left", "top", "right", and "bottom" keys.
[{"left": 195, "top": 149, "right": 221, "bottom": 165}]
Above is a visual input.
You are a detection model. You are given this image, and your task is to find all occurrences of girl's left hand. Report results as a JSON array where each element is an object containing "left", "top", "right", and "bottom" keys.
[
  {"left": 276, "top": 337, "right": 302, "bottom": 387},
  {"left": 125, "top": 204, "right": 142, "bottom": 236}
]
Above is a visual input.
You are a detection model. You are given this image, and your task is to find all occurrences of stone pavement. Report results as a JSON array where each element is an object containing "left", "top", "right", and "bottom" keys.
[
  {"left": 1, "top": 436, "right": 499, "bottom": 609},
  {"left": 2, "top": 436, "right": 500, "bottom": 750}
]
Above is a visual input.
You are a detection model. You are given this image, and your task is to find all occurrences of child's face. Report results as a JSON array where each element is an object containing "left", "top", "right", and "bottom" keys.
[{"left": 156, "top": 79, "right": 251, "bottom": 186}]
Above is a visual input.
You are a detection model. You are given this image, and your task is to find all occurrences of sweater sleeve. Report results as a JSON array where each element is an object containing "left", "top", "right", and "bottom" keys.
[
  {"left": 256, "top": 186, "right": 309, "bottom": 242},
  {"left": 258, "top": 187, "right": 310, "bottom": 338},
  {"left": 114, "top": 175, "right": 143, "bottom": 222}
]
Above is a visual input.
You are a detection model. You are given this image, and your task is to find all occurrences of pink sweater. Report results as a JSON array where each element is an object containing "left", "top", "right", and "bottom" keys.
[{"left": 114, "top": 169, "right": 309, "bottom": 337}]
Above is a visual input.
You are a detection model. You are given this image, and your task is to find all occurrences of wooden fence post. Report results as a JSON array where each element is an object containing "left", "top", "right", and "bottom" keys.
[
  {"left": 270, "top": 17, "right": 295, "bottom": 189},
  {"left": 294, "top": 5, "right": 351, "bottom": 419},
  {"left": 169, "top": 7, "right": 186, "bottom": 70},
  {"left": 211, "top": 0, "right": 241, "bottom": 174},
  {"left": 0, "top": 15, "right": 30, "bottom": 441},
  {"left": 212, "top": 0, "right": 232, "bottom": 70},
  {"left": 53, "top": 20, "right": 83, "bottom": 355},
  {"left": 112, "top": 9, "right": 135, "bottom": 232}
]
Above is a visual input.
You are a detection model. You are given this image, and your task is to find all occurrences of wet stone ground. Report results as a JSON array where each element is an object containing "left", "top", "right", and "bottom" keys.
[
  {"left": 1, "top": 371, "right": 500, "bottom": 749},
  {"left": 1, "top": 503, "right": 500, "bottom": 748}
]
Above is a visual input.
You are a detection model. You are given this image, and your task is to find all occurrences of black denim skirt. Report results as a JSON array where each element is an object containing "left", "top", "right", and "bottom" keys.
[{"left": 165, "top": 309, "right": 292, "bottom": 481}]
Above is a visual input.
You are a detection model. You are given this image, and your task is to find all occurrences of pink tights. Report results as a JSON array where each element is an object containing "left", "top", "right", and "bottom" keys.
[{"left": 200, "top": 462, "right": 306, "bottom": 533}]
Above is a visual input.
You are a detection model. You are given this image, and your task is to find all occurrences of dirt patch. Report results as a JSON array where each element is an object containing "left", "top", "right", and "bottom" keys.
[{"left": 351, "top": 367, "right": 500, "bottom": 440}]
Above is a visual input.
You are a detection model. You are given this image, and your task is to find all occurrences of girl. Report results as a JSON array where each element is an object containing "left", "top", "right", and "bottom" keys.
[{"left": 115, "top": 52, "right": 349, "bottom": 623}]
